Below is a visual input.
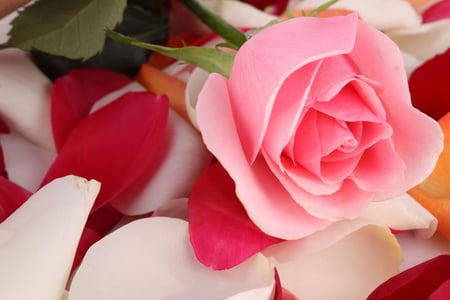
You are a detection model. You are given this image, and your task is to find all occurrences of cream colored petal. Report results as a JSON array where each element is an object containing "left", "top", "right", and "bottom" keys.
[
  {"left": 290, "top": 0, "right": 421, "bottom": 30},
  {"left": 387, "top": 19, "right": 450, "bottom": 63},
  {"left": 360, "top": 193, "right": 437, "bottom": 238},
  {"left": 267, "top": 225, "right": 402, "bottom": 300},
  {"left": 0, "top": 176, "right": 101, "bottom": 300},
  {"left": 0, "top": 131, "right": 56, "bottom": 192},
  {"left": 0, "top": 49, "right": 54, "bottom": 150},
  {"left": 68, "top": 217, "right": 275, "bottom": 300},
  {"left": 185, "top": 67, "right": 210, "bottom": 130}
]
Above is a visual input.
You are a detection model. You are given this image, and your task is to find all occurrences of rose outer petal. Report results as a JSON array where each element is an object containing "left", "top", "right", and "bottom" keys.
[
  {"left": 422, "top": 0, "right": 450, "bottom": 23},
  {"left": 41, "top": 92, "right": 169, "bottom": 211},
  {"left": 197, "top": 73, "right": 330, "bottom": 239}
]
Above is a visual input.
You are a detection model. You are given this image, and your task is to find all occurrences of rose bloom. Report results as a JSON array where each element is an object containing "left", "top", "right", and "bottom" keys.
[{"left": 196, "top": 13, "right": 443, "bottom": 239}]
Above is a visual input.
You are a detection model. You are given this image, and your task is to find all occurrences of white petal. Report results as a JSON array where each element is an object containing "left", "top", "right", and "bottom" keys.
[
  {"left": 68, "top": 217, "right": 275, "bottom": 300},
  {"left": 110, "top": 111, "right": 210, "bottom": 215},
  {"left": 290, "top": 0, "right": 421, "bottom": 30},
  {"left": 266, "top": 225, "right": 402, "bottom": 300},
  {"left": 0, "top": 49, "right": 54, "bottom": 150},
  {"left": 0, "top": 131, "right": 56, "bottom": 192},
  {"left": 359, "top": 193, "right": 437, "bottom": 238},
  {"left": 152, "top": 197, "right": 188, "bottom": 220},
  {"left": 0, "top": 175, "right": 101, "bottom": 300},
  {"left": 0, "top": 11, "right": 15, "bottom": 43},
  {"left": 387, "top": 19, "right": 450, "bottom": 63},
  {"left": 185, "top": 67, "right": 210, "bottom": 130},
  {"left": 397, "top": 231, "right": 450, "bottom": 271}
]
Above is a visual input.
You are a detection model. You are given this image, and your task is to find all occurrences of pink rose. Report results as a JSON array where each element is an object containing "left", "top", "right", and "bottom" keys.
[{"left": 196, "top": 14, "right": 443, "bottom": 239}]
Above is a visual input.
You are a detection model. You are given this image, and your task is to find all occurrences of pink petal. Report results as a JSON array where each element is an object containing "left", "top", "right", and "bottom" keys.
[
  {"left": 41, "top": 92, "right": 169, "bottom": 211},
  {"left": 422, "top": 0, "right": 450, "bottom": 23},
  {"left": 409, "top": 48, "right": 450, "bottom": 121},
  {"left": 188, "top": 160, "right": 283, "bottom": 270},
  {"left": 228, "top": 14, "right": 359, "bottom": 162},
  {"left": 0, "top": 176, "right": 31, "bottom": 222},
  {"left": 197, "top": 73, "right": 330, "bottom": 239},
  {"left": 51, "top": 68, "right": 132, "bottom": 150},
  {"left": 350, "top": 18, "right": 444, "bottom": 197}
]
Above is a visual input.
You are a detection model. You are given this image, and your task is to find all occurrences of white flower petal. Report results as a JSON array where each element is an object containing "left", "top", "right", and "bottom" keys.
[
  {"left": 360, "top": 193, "right": 437, "bottom": 238},
  {"left": 290, "top": 0, "right": 421, "bottom": 30},
  {"left": 387, "top": 18, "right": 450, "bottom": 63},
  {"left": 110, "top": 111, "right": 210, "bottom": 215},
  {"left": 68, "top": 217, "right": 275, "bottom": 300},
  {"left": 267, "top": 225, "right": 402, "bottom": 300},
  {"left": 0, "top": 175, "right": 100, "bottom": 300},
  {"left": 0, "top": 49, "right": 54, "bottom": 150},
  {"left": 185, "top": 67, "right": 210, "bottom": 130},
  {"left": 0, "top": 131, "right": 56, "bottom": 192}
]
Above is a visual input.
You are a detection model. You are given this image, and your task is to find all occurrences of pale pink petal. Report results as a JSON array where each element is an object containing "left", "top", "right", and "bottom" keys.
[
  {"left": 290, "top": 0, "right": 421, "bottom": 30},
  {"left": 388, "top": 19, "right": 450, "bottom": 63},
  {"left": 350, "top": 19, "right": 444, "bottom": 197},
  {"left": 360, "top": 193, "right": 437, "bottom": 237},
  {"left": 0, "top": 176, "right": 100, "bottom": 300},
  {"left": 265, "top": 225, "right": 402, "bottom": 300},
  {"left": 0, "top": 11, "right": 15, "bottom": 43},
  {"left": 0, "top": 132, "right": 56, "bottom": 192},
  {"left": 111, "top": 110, "right": 210, "bottom": 215},
  {"left": 185, "top": 67, "right": 211, "bottom": 130},
  {"left": 197, "top": 73, "right": 330, "bottom": 239},
  {"left": 228, "top": 14, "right": 359, "bottom": 162},
  {"left": 0, "top": 49, "right": 54, "bottom": 150},
  {"left": 68, "top": 217, "right": 275, "bottom": 300}
]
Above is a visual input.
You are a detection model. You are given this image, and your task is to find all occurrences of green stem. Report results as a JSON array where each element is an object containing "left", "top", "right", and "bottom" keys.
[{"left": 180, "top": 0, "right": 247, "bottom": 48}]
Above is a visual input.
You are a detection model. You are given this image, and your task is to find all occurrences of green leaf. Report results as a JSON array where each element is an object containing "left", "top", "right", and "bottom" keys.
[
  {"left": 1, "top": 0, "right": 127, "bottom": 60},
  {"left": 106, "top": 29, "right": 235, "bottom": 78}
]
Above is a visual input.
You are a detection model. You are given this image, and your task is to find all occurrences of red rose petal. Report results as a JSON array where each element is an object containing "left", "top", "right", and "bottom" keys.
[
  {"left": 422, "top": 0, "right": 450, "bottom": 23},
  {"left": 0, "top": 176, "right": 32, "bottom": 222},
  {"left": 51, "top": 68, "right": 132, "bottom": 150},
  {"left": 188, "top": 160, "right": 283, "bottom": 270},
  {"left": 72, "top": 227, "right": 101, "bottom": 273},
  {"left": 41, "top": 92, "right": 169, "bottom": 211},
  {"left": 368, "top": 255, "right": 450, "bottom": 299},
  {"left": 409, "top": 48, "right": 450, "bottom": 120},
  {"left": 243, "top": 0, "right": 288, "bottom": 14}
]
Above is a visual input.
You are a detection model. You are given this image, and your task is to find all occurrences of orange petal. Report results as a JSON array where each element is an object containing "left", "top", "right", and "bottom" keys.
[
  {"left": 135, "top": 64, "right": 190, "bottom": 124},
  {"left": 409, "top": 112, "right": 450, "bottom": 240}
]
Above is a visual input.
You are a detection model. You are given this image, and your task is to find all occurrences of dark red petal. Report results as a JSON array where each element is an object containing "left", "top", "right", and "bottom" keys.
[
  {"left": 188, "top": 160, "right": 283, "bottom": 270},
  {"left": 0, "top": 176, "right": 32, "bottom": 222},
  {"left": 422, "top": 0, "right": 450, "bottom": 23},
  {"left": 51, "top": 68, "right": 132, "bottom": 150},
  {"left": 85, "top": 204, "right": 123, "bottom": 237},
  {"left": 409, "top": 48, "right": 450, "bottom": 120},
  {"left": 243, "top": 0, "right": 288, "bottom": 14},
  {"left": 41, "top": 91, "right": 169, "bottom": 211},
  {"left": 368, "top": 255, "right": 450, "bottom": 299},
  {"left": 71, "top": 227, "right": 101, "bottom": 273}
]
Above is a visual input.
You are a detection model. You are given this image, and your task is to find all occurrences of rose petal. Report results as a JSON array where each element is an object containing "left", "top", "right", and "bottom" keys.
[
  {"left": 0, "top": 131, "right": 56, "bottom": 191},
  {"left": 0, "top": 176, "right": 100, "bottom": 300},
  {"left": 367, "top": 255, "right": 450, "bottom": 300},
  {"left": 409, "top": 48, "right": 450, "bottom": 121},
  {"left": 422, "top": 0, "right": 450, "bottom": 23},
  {"left": 290, "top": 0, "right": 421, "bottom": 30},
  {"left": 110, "top": 110, "right": 209, "bottom": 215},
  {"left": 0, "top": 176, "right": 31, "bottom": 222},
  {"left": 228, "top": 14, "right": 359, "bottom": 162},
  {"left": 266, "top": 225, "right": 402, "bottom": 300},
  {"left": 197, "top": 73, "right": 330, "bottom": 239},
  {"left": 188, "top": 160, "right": 283, "bottom": 270},
  {"left": 0, "top": 49, "right": 54, "bottom": 150},
  {"left": 68, "top": 217, "right": 276, "bottom": 300},
  {"left": 51, "top": 68, "right": 132, "bottom": 150},
  {"left": 41, "top": 92, "right": 169, "bottom": 211}
]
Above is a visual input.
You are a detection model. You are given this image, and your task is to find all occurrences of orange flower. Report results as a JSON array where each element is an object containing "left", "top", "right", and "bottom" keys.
[{"left": 409, "top": 112, "right": 450, "bottom": 240}]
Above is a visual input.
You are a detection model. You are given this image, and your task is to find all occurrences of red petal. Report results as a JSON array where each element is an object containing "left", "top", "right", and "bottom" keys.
[
  {"left": 188, "top": 160, "right": 283, "bottom": 270},
  {"left": 368, "top": 255, "right": 450, "bottom": 299},
  {"left": 422, "top": 0, "right": 450, "bottom": 23},
  {"left": 409, "top": 48, "right": 450, "bottom": 120},
  {"left": 85, "top": 204, "right": 123, "bottom": 237},
  {"left": 0, "top": 176, "right": 32, "bottom": 222},
  {"left": 72, "top": 227, "right": 101, "bottom": 273},
  {"left": 41, "top": 92, "right": 169, "bottom": 211},
  {"left": 51, "top": 68, "right": 132, "bottom": 150}
]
